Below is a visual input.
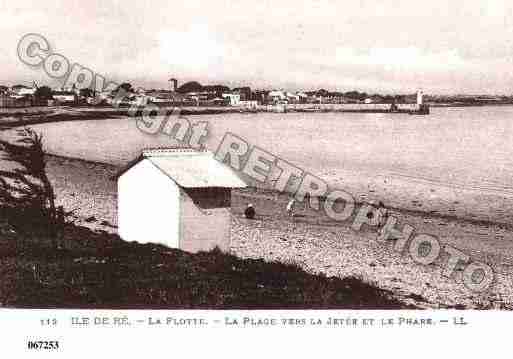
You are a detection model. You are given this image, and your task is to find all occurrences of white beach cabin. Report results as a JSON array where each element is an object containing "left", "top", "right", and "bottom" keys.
[{"left": 117, "top": 148, "right": 246, "bottom": 253}]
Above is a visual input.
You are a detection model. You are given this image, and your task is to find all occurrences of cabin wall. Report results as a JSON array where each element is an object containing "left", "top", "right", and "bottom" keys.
[
  {"left": 179, "top": 188, "right": 232, "bottom": 253},
  {"left": 118, "top": 159, "right": 180, "bottom": 247}
]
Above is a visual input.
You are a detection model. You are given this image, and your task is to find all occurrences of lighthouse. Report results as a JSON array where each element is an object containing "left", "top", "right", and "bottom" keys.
[
  {"left": 414, "top": 89, "right": 429, "bottom": 115},
  {"left": 416, "top": 89, "right": 424, "bottom": 106}
]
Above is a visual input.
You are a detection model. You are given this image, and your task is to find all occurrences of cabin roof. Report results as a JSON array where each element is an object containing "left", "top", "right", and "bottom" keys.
[{"left": 117, "top": 148, "right": 247, "bottom": 189}]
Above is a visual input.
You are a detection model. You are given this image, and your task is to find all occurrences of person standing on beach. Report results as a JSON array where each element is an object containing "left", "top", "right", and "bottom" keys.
[
  {"left": 376, "top": 201, "right": 389, "bottom": 227},
  {"left": 286, "top": 198, "right": 296, "bottom": 217}
]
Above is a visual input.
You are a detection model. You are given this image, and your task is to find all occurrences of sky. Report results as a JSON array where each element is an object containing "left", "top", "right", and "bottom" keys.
[{"left": 2, "top": 0, "right": 513, "bottom": 94}]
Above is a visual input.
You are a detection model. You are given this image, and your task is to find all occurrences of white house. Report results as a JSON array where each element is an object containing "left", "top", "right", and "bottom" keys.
[
  {"left": 286, "top": 92, "right": 300, "bottom": 103},
  {"left": 117, "top": 148, "right": 247, "bottom": 253},
  {"left": 268, "top": 90, "right": 287, "bottom": 103},
  {"left": 222, "top": 93, "right": 241, "bottom": 106},
  {"left": 52, "top": 91, "right": 77, "bottom": 104},
  {"left": 11, "top": 85, "right": 36, "bottom": 98},
  {"left": 240, "top": 100, "right": 258, "bottom": 109}
]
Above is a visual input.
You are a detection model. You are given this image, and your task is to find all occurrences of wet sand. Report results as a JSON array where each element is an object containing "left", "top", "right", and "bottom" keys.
[{"left": 46, "top": 155, "right": 513, "bottom": 309}]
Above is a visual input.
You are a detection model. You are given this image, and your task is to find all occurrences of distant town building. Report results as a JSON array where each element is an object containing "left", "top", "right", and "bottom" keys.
[
  {"left": 52, "top": 91, "right": 77, "bottom": 104},
  {"left": 0, "top": 93, "right": 31, "bottom": 107},
  {"left": 232, "top": 87, "right": 252, "bottom": 101},
  {"left": 11, "top": 84, "right": 36, "bottom": 98},
  {"left": 240, "top": 100, "right": 258, "bottom": 109},
  {"left": 222, "top": 93, "right": 241, "bottom": 106},
  {"left": 296, "top": 92, "right": 309, "bottom": 103},
  {"left": 268, "top": 90, "right": 287, "bottom": 103},
  {"left": 169, "top": 78, "right": 178, "bottom": 92},
  {"left": 147, "top": 90, "right": 188, "bottom": 105},
  {"left": 286, "top": 92, "right": 300, "bottom": 103},
  {"left": 253, "top": 90, "right": 269, "bottom": 104}
]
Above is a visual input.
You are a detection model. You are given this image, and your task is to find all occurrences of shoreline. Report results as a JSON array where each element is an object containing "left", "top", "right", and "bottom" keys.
[
  {"left": 2, "top": 102, "right": 513, "bottom": 129},
  {"left": 45, "top": 153, "right": 513, "bottom": 231}
]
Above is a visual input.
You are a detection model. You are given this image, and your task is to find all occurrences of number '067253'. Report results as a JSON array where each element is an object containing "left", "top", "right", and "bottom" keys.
[{"left": 27, "top": 341, "right": 59, "bottom": 350}]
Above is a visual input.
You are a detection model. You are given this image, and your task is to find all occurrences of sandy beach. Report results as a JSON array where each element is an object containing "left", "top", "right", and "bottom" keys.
[
  {"left": 45, "top": 154, "right": 513, "bottom": 309},
  {"left": 3, "top": 105, "right": 510, "bottom": 309}
]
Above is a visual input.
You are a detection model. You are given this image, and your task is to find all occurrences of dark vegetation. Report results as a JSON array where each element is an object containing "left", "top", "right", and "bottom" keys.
[
  {"left": 0, "top": 128, "right": 58, "bottom": 241},
  {"left": 34, "top": 86, "right": 54, "bottom": 102},
  {"left": 5, "top": 230, "right": 414, "bottom": 309},
  {"left": 0, "top": 130, "right": 416, "bottom": 309}
]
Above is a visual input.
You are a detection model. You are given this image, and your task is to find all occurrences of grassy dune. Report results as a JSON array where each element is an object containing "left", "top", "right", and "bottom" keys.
[{"left": 2, "top": 223, "right": 413, "bottom": 309}]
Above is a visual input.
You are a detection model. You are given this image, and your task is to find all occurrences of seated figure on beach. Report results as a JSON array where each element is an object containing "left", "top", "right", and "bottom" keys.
[
  {"left": 367, "top": 201, "right": 389, "bottom": 228},
  {"left": 244, "top": 203, "right": 256, "bottom": 219}
]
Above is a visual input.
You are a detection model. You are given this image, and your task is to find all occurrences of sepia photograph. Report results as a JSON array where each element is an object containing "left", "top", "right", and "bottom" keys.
[{"left": 1, "top": 0, "right": 513, "bottom": 356}]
